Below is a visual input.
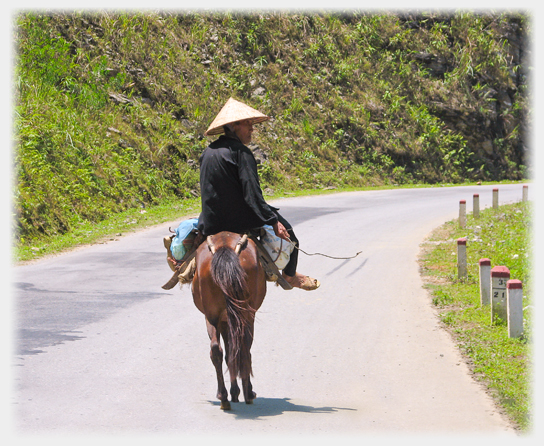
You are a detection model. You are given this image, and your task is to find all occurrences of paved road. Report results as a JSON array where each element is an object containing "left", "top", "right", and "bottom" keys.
[{"left": 11, "top": 184, "right": 527, "bottom": 437}]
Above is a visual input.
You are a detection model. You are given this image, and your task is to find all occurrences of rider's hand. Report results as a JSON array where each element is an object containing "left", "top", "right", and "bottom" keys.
[{"left": 273, "top": 221, "right": 290, "bottom": 241}]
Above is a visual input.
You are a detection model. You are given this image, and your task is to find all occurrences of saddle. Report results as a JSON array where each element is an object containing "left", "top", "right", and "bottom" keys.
[{"left": 161, "top": 230, "right": 292, "bottom": 290}]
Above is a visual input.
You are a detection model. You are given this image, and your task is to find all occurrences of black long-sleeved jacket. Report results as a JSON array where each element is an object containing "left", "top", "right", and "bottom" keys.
[{"left": 197, "top": 135, "right": 278, "bottom": 236}]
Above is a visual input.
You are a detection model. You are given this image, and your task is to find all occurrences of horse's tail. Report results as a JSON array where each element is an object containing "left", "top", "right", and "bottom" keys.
[{"left": 211, "top": 246, "right": 254, "bottom": 379}]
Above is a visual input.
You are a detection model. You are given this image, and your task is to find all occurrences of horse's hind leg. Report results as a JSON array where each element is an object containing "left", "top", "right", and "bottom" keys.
[
  {"left": 220, "top": 321, "right": 240, "bottom": 403},
  {"left": 230, "top": 378, "right": 241, "bottom": 403},
  {"left": 206, "top": 319, "right": 230, "bottom": 410},
  {"left": 241, "top": 325, "right": 256, "bottom": 404},
  {"left": 242, "top": 376, "right": 256, "bottom": 404},
  {"left": 241, "top": 345, "right": 256, "bottom": 404}
]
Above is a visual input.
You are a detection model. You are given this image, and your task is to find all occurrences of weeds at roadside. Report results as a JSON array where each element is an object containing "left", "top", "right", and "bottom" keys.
[{"left": 419, "top": 201, "right": 532, "bottom": 431}]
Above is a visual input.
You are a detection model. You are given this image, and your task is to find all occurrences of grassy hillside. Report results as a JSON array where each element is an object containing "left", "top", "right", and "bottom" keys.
[{"left": 13, "top": 11, "right": 531, "bottom": 246}]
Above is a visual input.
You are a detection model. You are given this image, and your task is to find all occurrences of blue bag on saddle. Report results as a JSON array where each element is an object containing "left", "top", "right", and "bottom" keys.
[
  {"left": 170, "top": 218, "right": 199, "bottom": 260},
  {"left": 261, "top": 224, "right": 295, "bottom": 270}
]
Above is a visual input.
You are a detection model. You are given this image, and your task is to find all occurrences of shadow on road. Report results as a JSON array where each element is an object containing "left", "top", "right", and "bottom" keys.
[
  {"left": 208, "top": 397, "right": 356, "bottom": 419},
  {"left": 325, "top": 257, "right": 368, "bottom": 277}
]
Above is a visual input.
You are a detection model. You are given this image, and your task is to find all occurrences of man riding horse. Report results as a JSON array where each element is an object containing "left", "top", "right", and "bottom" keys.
[{"left": 198, "top": 97, "right": 319, "bottom": 291}]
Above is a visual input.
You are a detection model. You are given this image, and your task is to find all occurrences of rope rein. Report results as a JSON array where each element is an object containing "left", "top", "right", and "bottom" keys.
[
  {"left": 205, "top": 232, "right": 360, "bottom": 260},
  {"left": 293, "top": 244, "right": 362, "bottom": 260}
]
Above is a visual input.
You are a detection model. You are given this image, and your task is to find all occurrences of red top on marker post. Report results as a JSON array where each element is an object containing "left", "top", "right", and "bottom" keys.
[
  {"left": 507, "top": 279, "right": 523, "bottom": 289},
  {"left": 491, "top": 266, "right": 510, "bottom": 277}
]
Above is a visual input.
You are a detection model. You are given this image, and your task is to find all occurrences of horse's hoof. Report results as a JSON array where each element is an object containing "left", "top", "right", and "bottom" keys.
[
  {"left": 245, "top": 392, "right": 256, "bottom": 404},
  {"left": 220, "top": 401, "right": 231, "bottom": 410}
]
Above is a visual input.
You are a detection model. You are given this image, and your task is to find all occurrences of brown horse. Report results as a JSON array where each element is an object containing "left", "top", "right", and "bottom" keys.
[{"left": 191, "top": 231, "right": 267, "bottom": 410}]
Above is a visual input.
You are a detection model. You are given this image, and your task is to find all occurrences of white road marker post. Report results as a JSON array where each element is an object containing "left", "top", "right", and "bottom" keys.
[
  {"left": 491, "top": 266, "right": 510, "bottom": 324},
  {"left": 457, "top": 237, "right": 467, "bottom": 280},
  {"left": 507, "top": 279, "right": 524, "bottom": 338},
  {"left": 522, "top": 185, "right": 528, "bottom": 202},
  {"left": 459, "top": 200, "right": 466, "bottom": 228},
  {"left": 479, "top": 258, "right": 491, "bottom": 306},
  {"left": 492, "top": 187, "right": 499, "bottom": 209},
  {"left": 473, "top": 194, "right": 480, "bottom": 219}
]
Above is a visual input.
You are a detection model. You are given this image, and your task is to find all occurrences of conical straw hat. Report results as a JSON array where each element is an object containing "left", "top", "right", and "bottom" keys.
[{"left": 204, "top": 97, "right": 269, "bottom": 136}]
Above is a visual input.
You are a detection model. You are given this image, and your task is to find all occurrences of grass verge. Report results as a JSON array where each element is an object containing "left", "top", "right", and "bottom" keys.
[
  {"left": 419, "top": 200, "right": 533, "bottom": 432},
  {"left": 13, "top": 197, "right": 202, "bottom": 263}
]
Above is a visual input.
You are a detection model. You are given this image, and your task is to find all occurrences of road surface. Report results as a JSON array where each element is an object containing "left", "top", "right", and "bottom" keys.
[{"left": 11, "top": 184, "right": 527, "bottom": 438}]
